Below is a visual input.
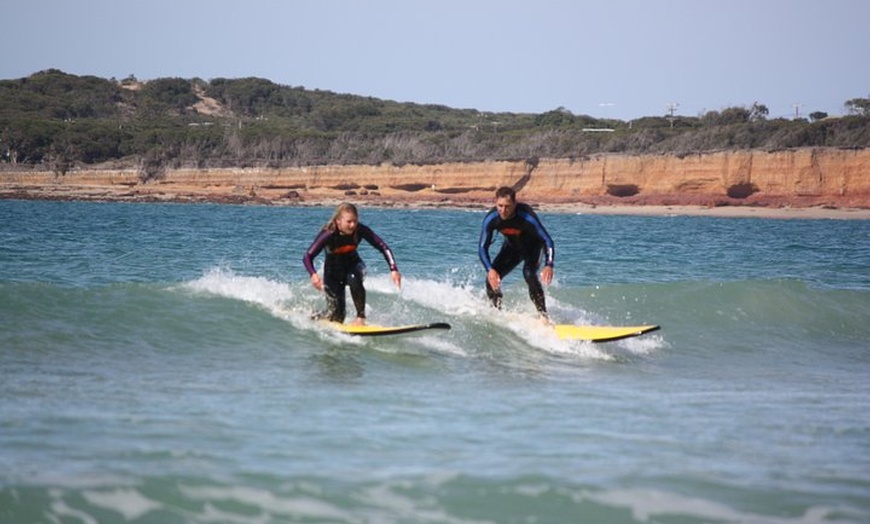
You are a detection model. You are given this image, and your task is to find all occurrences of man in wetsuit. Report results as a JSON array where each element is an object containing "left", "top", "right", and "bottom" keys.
[
  {"left": 478, "top": 186, "right": 555, "bottom": 318},
  {"left": 303, "top": 203, "right": 401, "bottom": 325}
]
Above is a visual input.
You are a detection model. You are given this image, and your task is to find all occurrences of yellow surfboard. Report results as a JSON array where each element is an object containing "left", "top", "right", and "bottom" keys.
[
  {"left": 327, "top": 322, "right": 451, "bottom": 337},
  {"left": 553, "top": 324, "right": 660, "bottom": 342}
]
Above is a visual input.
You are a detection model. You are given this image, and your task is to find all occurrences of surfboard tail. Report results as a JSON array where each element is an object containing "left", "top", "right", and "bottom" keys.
[
  {"left": 328, "top": 322, "right": 452, "bottom": 337},
  {"left": 553, "top": 324, "right": 660, "bottom": 342}
]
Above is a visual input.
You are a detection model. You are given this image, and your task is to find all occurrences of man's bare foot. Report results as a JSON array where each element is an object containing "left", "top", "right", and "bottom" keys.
[
  {"left": 351, "top": 316, "right": 366, "bottom": 326},
  {"left": 539, "top": 314, "right": 554, "bottom": 327}
]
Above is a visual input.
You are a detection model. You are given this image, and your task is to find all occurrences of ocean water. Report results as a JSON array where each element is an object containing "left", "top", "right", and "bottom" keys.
[{"left": 1, "top": 199, "right": 868, "bottom": 524}]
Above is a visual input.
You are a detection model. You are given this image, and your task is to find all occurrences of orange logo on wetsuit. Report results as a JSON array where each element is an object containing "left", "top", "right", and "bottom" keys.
[
  {"left": 500, "top": 227, "right": 522, "bottom": 236},
  {"left": 330, "top": 245, "right": 358, "bottom": 255}
]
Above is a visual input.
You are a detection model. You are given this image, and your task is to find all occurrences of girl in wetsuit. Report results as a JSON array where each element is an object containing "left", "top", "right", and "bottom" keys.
[{"left": 303, "top": 203, "right": 402, "bottom": 325}]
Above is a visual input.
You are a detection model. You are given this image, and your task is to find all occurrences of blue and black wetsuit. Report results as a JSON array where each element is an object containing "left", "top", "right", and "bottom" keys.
[
  {"left": 303, "top": 224, "right": 398, "bottom": 322},
  {"left": 478, "top": 203, "right": 555, "bottom": 313}
]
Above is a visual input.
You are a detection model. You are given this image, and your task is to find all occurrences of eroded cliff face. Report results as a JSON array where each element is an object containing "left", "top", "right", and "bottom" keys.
[
  {"left": 3, "top": 148, "right": 868, "bottom": 207},
  {"left": 521, "top": 148, "right": 870, "bottom": 207}
]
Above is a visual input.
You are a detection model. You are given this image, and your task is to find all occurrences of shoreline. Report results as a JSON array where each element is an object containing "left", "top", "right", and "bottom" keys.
[
  {"left": 538, "top": 202, "right": 870, "bottom": 220},
  {"left": 292, "top": 199, "right": 870, "bottom": 220}
]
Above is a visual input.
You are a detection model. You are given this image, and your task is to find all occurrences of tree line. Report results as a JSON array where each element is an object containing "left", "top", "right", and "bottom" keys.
[{"left": 1, "top": 69, "right": 868, "bottom": 178}]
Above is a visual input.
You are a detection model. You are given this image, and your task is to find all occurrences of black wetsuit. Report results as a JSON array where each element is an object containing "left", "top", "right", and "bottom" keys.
[
  {"left": 303, "top": 224, "right": 398, "bottom": 323},
  {"left": 478, "top": 203, "right": 555, "bottom": 313}
]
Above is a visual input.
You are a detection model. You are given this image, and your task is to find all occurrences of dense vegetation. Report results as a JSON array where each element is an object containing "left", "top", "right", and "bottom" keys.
[{"left": 2, "top": 69, "right": 869, "bottom": 178}]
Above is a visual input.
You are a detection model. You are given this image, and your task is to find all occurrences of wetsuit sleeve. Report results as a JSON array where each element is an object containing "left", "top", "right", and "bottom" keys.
[
  {"left": 518, "top": 207, "right": 555, "bottom": 267},
  {"left": 358, "top": 224, "right": 398, "bottom": 272},
  {"left": 302, "top": 230, "right": 330, "bottom": 275},
  {"left": 478, "top": 209, "right": 497, "bottom": 271}
]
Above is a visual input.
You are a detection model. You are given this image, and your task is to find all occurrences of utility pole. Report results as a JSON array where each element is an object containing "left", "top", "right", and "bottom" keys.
[{"left": 667, "top": 102, "right": 679, "bottom": 127}]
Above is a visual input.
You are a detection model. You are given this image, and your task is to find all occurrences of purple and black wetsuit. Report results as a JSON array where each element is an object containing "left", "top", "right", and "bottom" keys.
[{"left": 303, "top": 223, "right": 398, "bottom": 323}]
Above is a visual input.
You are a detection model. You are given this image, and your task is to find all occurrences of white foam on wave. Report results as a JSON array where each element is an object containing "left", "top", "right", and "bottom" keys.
[
  {"left": 407, "top": 334, "right": 468, "bottom": 357},
  {"left": 379, "top": 274, "right": 483, "bottom": 317},
  {"left": 389, "top": 275, "right": 619, "bottom": 360},
  {"left": 82, "top": 488, "right": 163, "bottom": 521},
  {"left": 181, "top": 267, "right": 326, "bottom": 334},
  {"left": 183, "top": 266, "right": 296, "bottom": 311},
  {"left": 180, "top": 484, "right": 355, "bottom": 522},
  {"left": 584, "top": 487, "right": 851, "bottom": 524},
  {"left": 180, "top": 268, "right": 662, "bottom": 359},
  {"left": 618, "top": 332, "right": 666, "bottom": 355},
  {"left": 500, "top": 311, "right": 615, "bottom": 361}
]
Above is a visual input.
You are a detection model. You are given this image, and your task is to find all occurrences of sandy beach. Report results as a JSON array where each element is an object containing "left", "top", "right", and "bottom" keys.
[
  {"left": 538, "top": 203, "right": 870, "bottom": 220},
  {"left": 284, "top": 198, "right": 870, "bottom": 220}
]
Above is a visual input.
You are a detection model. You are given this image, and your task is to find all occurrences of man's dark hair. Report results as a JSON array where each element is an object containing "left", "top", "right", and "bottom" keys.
[{"left": 495, "top": 186, "right": 516, "bottom": 200}]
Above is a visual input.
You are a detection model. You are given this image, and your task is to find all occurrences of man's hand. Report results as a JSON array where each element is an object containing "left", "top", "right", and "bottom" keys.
[
  {"left": 487, "top": 268, "right": 502, "bottom": 291},
  {"left": 310, "top": 273, "right": 323, "bottom": 291}
]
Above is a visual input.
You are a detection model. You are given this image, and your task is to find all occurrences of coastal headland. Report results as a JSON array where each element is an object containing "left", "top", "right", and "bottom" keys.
[{"left": 3, "top": 147, "right": 869, "bottom": 219}]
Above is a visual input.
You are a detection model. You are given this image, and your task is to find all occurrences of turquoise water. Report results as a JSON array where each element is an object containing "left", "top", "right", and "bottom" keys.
[{"left": 1, "top": 200, "right": 869, "bottom": 523}]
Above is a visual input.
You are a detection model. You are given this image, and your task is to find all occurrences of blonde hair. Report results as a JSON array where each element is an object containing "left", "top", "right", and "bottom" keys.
[{"left": 324, "top": 202, "right": 359, "bottom": 231}]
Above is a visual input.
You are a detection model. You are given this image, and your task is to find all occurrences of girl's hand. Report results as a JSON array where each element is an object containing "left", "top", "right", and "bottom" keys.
[{"left": 540, "top": 266, "right": 554, "bottom": 285}]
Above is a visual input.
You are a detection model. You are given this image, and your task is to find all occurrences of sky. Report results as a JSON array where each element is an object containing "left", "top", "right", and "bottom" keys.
[{"left": 3, "top": 0, "right": 869, "bottom": 121}]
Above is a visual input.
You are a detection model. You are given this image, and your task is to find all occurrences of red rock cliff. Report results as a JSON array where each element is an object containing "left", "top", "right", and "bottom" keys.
[{"left": 2, "top": 147, "right": 868, "bottom": 208}]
